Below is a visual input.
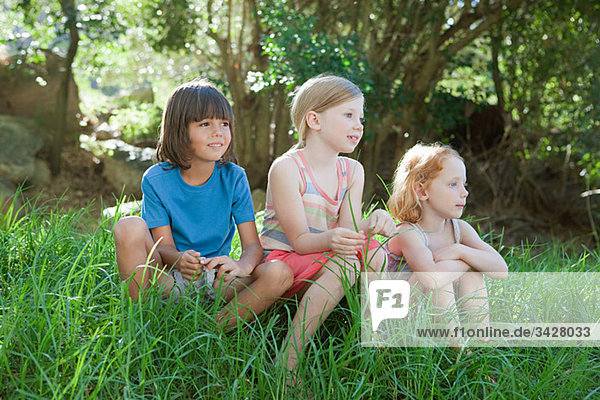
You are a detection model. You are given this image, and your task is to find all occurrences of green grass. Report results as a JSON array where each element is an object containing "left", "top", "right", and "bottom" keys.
[{"left": 1, "top": 197, "right": 600, "bottom": 399}]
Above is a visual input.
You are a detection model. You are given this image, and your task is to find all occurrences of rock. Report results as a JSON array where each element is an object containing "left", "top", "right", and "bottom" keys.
[
  {"left": 29, "top": 158, "right": 52, "bottom": 187},
  {"left": 0, "top": 115, "right": 43, "bottom": 184},
  {"left": 81, "top": 138, "right": 154, "bottom": 198},
  {"left": 102, "top": 200, "right": 141, "bottom": 219},
  {"left": 93, "top": 122, "right": 121, "bottom": 140},
  {"left": 0, "top": 50, "right": 81, "bottom": 133},
  {"left": 0, "top": 179, "right": 19, "bottom": 215},
  {"left": 251, "top": 188, "right": 266, "bottom": 213}
]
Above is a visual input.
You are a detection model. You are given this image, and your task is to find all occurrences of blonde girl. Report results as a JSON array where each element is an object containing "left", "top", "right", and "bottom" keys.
[
  {"left": 113, "top": 78, "right": 293, "bottom": 327},
  {"left": 260, "top": 75, "right": 396, "bottom": 370},
  {"left": 386, "top": 142, "right": 507, "bottom": 328}
]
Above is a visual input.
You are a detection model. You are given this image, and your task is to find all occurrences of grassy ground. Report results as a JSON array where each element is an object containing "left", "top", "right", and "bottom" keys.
[{"left": 1, "top": 197, "right": 600, "bottom": 399}]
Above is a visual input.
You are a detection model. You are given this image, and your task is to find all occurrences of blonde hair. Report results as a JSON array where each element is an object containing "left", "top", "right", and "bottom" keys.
[
  {"left": 388, "top": 143, "right": 463, "bottom": 223},
  {"left": 290, "top": 75, "right": 363, "bottom": 149}
]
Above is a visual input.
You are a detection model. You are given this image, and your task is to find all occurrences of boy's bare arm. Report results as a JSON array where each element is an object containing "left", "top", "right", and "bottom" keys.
[{"left": 151, "top": 225, "right": 203, "bottom": 280}]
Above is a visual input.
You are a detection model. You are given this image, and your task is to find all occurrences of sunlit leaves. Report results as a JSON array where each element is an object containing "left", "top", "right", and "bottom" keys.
[
  {"left": 3, "top": 0, "right": 126, "bottom": 65},
  {"left": 256, "top": 1, "right": 370, "bottom": 91},
  {"left": 500, "top": 0, "right": 600, "bottom": 180}
]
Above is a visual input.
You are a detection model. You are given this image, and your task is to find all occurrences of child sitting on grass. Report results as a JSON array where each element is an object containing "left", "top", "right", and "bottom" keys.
[
  {"left": 260, "top": 75, "right": 396, "bottom": 371},
  {"left": 113, "top": 78, "right": 293, "bottom": 328},
  {"left": 386, "top": 143, "right": 507, "bottom": 335}
]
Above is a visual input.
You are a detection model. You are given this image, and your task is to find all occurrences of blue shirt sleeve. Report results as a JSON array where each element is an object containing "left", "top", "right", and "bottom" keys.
[
  {"left": 232, "top": 169, "right": 255, "bottom": 225},
  {"left": 141, "top": 173, "right": 170, "bottom": 229}
]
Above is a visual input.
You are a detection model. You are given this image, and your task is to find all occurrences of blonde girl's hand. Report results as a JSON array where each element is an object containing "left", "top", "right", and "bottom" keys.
[
  {"left": 328, "top": 227, "right": 366, "bottom": 256},
  {"left": 178, "top": 249, "right": 204, "bottom": 281},
  {"left": 433, "top": 244, "right": 464, "bottom": 262},
  {"left": 203, "top": 255, "right": 252, "bottom": 282},
  {"left": 365, "top": 209, "right": 396, "bottom": 237}
]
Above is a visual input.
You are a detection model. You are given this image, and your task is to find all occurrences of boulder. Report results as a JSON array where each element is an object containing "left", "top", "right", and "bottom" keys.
[
  {"left": 81, "top": 137, "right": 154, "bottom": 198},
  {"left": 0, "top": 115, "right": 43, "bottom": 184},
  {"left": 102, "top": 200, "right": 141, "bottom": 219},
  {"left": 0, "top": 50, "right": 81, "bottom": 134},
  {"left": 93, "top": 121, "right": 121, "bottom": 140},
  {"left": 30, "top": 158, "right": 52, "bottom": 187},
  {"left": 0, "top": 179, "right": 19, "bottom": 215}
]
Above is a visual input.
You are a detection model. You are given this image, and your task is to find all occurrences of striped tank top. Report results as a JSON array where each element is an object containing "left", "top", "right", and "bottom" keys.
[{"left": 260, "top": 151, "right": 352, "bottom": 251}]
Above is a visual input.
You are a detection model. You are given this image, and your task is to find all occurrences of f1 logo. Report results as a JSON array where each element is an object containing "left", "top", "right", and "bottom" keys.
[{"left": 369, "top": 280, "right": 410, "bottom": 331}]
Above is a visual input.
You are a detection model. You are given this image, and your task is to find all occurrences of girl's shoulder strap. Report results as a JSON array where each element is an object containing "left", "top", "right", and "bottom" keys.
[
  {"left": 284, "top": 151, "right": 307, "bottom": 194},
  {"left": 338, "top": 156, "right": 353, "bottom": 188},
  {"left": 451, "top": 218, "right": 461, "bottom": 243},
  {"left": 397, "top": 222, "right": 429, "bottom": 247}
]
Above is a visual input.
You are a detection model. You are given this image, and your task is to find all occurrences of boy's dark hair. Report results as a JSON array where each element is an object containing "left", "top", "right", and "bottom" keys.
[{"left": 156, "top": 78, "right": 237, "bottom": 169}]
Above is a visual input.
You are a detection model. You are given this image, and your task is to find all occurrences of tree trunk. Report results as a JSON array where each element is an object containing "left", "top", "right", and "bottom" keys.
[
  {"left": 50, "top": 0, "right": 79, "bottom": 176},
  {"left": 236, "top": 89, "right": 272, "bottom": 189},
  {"left": 360, "top": 112, "right": 397, "bottom": 201},
  {"left": 272, "top": 85, "right": 293, "bottom": 158}
]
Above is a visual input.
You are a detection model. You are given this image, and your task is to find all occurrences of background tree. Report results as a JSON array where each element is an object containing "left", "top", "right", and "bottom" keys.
[
  {"left": 2, "top": 0, "right": 598, "bottom": 241},
  {"left": 144, "top": 0, "right": 292, "bottom": 189},
  {"left": 5, "top": 0, "right": 125, "bottom": 175},
  {"left": 257, "top": 0, "right": 528, "bottom": 198},
  {"left": 488, "top": 0, "right": 600, "bottom": 238}
]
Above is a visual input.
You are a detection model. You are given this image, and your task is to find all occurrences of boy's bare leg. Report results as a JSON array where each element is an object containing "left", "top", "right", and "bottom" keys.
[{"left": 113, "top": 216, "right": 174, "bottom": 300}]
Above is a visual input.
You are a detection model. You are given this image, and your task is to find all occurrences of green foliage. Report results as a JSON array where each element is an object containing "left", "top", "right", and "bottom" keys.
[
  {"left": 423, "top": 90, "right": 471, "bottom": 136},
  {"left": 142, "top": 0, "right": 199, "bottom": 51},
  {"left": 501, "top": 0, "right": 600, "bottom": 182},
  {"left": 257, "top": 1, "right": 370, "bottom": 90},
  {"left": 256, "top": 0, "right": 409, "bottom": 143},
  {"left": 2, "top": 0, "right": 600, "bottom": 232},
  {"left": 3, "top": 0, "right": 125, "bottom": 63},
  {"left": 108, "top": 102, "right": 162, "bottom": 145}
]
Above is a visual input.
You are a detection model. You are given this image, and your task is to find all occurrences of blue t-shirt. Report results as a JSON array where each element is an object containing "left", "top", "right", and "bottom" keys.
[{"left": 141, "top": 161, "right": 255, "bottom": 258}]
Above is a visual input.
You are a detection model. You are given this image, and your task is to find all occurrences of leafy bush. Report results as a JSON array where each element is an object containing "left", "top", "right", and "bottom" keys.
[{"left": 108, "top": 103, "right": 162, "bottom": 146}]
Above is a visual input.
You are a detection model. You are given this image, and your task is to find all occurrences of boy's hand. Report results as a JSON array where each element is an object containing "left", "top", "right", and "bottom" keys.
[
  {"left": 365, "top": 209, "right": 396, "bottom": 237},
  {"left": 433, "top": 244, "right": 464, "bottom": 262},
  {"left": 203, "top": 256, "right": 252, "bottom": 282},
  {"left": 178, "top": 249, "right": 204, "bottom": 281},
  {"left": 329, "top": 227, "right": 366, "bottom": 256}
]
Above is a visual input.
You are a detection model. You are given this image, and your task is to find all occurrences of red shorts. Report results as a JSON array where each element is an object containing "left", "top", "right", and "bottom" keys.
[{"left": 264, "top": 238, "right": 381, "bottom": 298}]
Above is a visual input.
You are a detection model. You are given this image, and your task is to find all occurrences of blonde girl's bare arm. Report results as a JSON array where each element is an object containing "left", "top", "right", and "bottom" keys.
[
  {"left": 269, "top": 157, "right": 365, "bottom": 255},
  {"left": 151, "top": 225, "right": 203, "bottom": 280},
  {"left": 388, "top": 225, "right": 471, "bottom": 290},
  {"left": 232, "top": 221, "right": 263, "bottom": 272},
  {"left": 337, "top": 159, "right": 365, "bottom": 231}
]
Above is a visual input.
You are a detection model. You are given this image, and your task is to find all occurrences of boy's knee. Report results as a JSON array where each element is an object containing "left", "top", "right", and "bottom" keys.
[{"left": 113, "top": 216, "right": 147, "bottom": 242}]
